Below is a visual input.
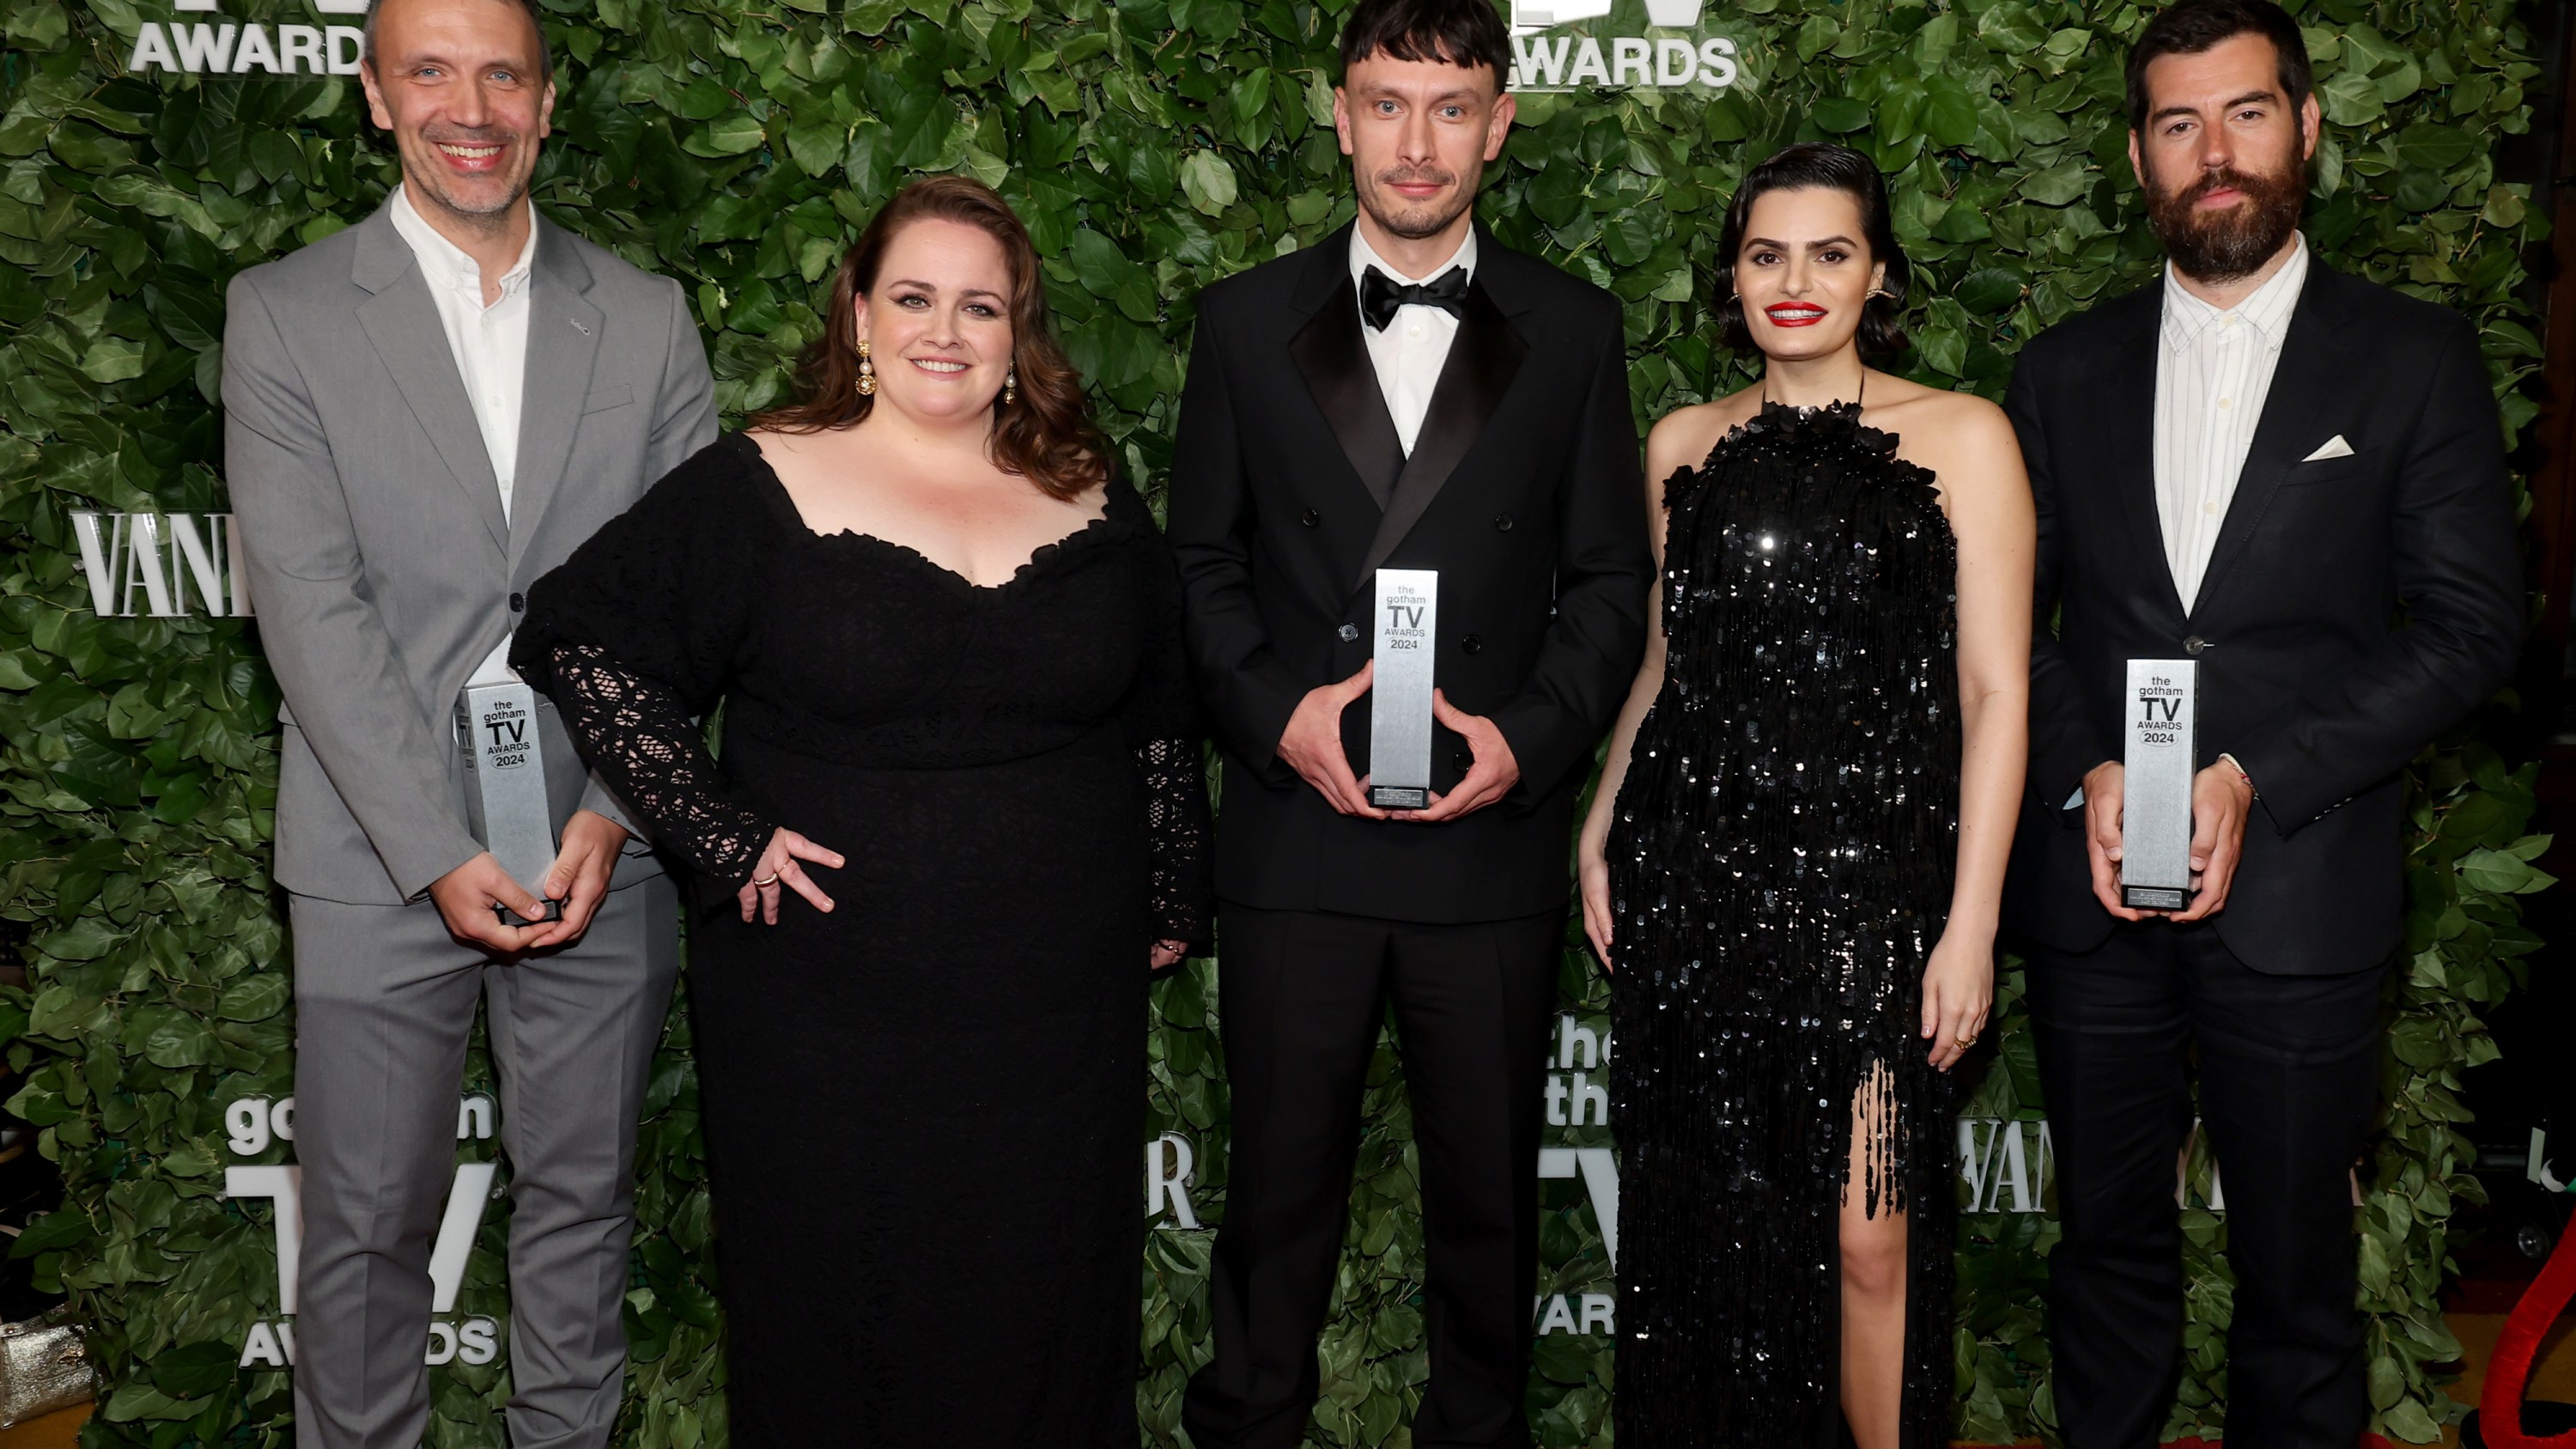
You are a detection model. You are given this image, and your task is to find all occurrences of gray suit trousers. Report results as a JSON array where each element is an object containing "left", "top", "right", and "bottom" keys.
[{"left": 288, "top": 875, "right": 679, "bottom": 1449}]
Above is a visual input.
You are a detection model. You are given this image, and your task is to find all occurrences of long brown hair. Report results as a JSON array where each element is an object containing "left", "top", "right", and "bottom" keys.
[{"left": 753, "top": 176, "right": 1109, "bottom": 502}]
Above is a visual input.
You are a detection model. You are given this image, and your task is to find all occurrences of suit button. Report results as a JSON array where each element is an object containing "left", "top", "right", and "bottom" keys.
[
  {"left": 509, "top": 592, "right": 526, "bottom": 613},
  {"left": 1301, "top": 508, "right": 1321, "bottom": 527},
  {"left": 2184, "top": 636, "right": 2209, "bottom": 655},
  {"left": 1461, "top": 634, "right": 1482, "bottom": 654},
  {"left": 1494, "top": 513, "right": 1514, "bottom": 532},
  {"left": 1453, "top": 748, "right": 1474, "bottom": 770},
  {"left": 1338, "top": 624, "right": 1360, "bottom": 643}
]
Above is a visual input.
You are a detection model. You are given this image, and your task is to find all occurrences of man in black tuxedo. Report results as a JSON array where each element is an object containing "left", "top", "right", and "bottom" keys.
[
  {"left": 2003, "top": 1, "right": 2521, "bottom": 1444},
  {"left": 1166, "top": 1, "right": 1650, "bottom": 1443}
]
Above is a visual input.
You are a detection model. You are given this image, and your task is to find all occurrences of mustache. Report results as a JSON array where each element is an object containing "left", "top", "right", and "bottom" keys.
[
  {"left": 420, "top": 128, "right": 519, "bottom": 144},
  {"left": 2175, "top": 165, "right": 2264, "bottom": 205},
  {"left": 1374, "top": 166, "right": 1456, "bottom": 191}
]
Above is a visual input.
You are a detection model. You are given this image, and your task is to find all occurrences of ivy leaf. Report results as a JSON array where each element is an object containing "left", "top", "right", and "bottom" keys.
[
  {"left": 1812, "top": 96, "right": 1872, "bottom": 134},
  {"left": 1955, "top": 266, "right": 2029, "bottom": 314},
  {"left": 2019, "top": 161, "right": 2093, "bottom": 206},
  {"left": 1922, "top": 77, "right": 1980, "bottom": 149},
  {"left": 785, "top": 120, "right": 844, "bottom": 179},
  {"left": 1180, "top": 150, "right": 1239, "bottom": 217},
  {"left": 2393, "top": 123, "right": 2476, "bottom": 173}
]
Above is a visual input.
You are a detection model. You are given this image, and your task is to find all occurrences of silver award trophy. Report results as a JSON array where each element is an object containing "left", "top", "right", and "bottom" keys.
[
  {"left": 2120, "top": 659, "right": 2197, "bottom": 911},
  {"left": 1368, "top": 569, "right": 1439, "bottom": 810},
  {"left": 457, "top": 673, "right": 563, "bottom": 926}
]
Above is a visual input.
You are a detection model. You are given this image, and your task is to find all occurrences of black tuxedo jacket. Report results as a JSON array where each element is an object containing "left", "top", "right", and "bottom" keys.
[
  {"left": 2004, "top": 259, "right": 2521, "bottom": 974},
  {"left": 1167, "top": 223, "right": 1651, "bottom": 923}
]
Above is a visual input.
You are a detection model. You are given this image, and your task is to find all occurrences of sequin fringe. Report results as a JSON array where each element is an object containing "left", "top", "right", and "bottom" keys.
[{"left": 1608, "top": 401, "right": 1961, "bottom": 1447}]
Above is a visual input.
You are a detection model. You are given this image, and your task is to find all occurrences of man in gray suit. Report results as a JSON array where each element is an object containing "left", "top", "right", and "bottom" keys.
[{"left": 222, "top": 0, "right": 714, "bottom": 1442}]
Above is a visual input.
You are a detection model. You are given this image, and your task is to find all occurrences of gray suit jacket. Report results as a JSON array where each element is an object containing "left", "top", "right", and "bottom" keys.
[{"left": 225, "top": 198, "right": 718, "bottom": 905}]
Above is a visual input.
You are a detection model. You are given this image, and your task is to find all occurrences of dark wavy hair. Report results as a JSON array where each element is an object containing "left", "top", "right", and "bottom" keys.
[
  {"left": 1713, "top": 143, "right": 1912, "bottom": 364},
  {"left": 753, "top": 176, "right": 1109, "bottom": 502},
  {"left": 1336, "top": 0, "right": 1512, "bottom": 87},
  {"left": 2126, "top": 0, "right": 2312, "bottom": 132}
]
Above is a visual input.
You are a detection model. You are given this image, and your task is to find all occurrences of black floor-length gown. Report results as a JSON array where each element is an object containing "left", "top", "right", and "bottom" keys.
[
  {"left": 511, "top": 434, "right": 1212, "bottom": 1446},
  {"left": 1605, "top": 400, "right": 1959, "bottom": 1446}
]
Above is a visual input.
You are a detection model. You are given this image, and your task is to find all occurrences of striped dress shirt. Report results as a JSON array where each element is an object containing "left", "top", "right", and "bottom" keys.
[{"left": 2154, "top": 233, "right": 2310, "bottom": 611}]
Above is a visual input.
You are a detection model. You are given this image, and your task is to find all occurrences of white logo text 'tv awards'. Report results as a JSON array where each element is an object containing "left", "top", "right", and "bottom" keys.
[{"left": 1508, "top": 0, "right": 1741, "bottom": 93}]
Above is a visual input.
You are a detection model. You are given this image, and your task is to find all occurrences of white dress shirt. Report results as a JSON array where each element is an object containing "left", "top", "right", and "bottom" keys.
[
  {"left": 388, "top": 183, "right": 538, "bottom": 522},
  {"left": 2154, "top": 233, "right": 2309, "bottom": 611},
  {"left": 389, "top": 185, "right": 538, "bottom": 686},
  {"left": 1351, "top": 227, "right": 1477, "bottom": 456}
]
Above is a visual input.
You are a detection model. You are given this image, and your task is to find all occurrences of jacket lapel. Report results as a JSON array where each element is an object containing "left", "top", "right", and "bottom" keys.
[
  {"left": 2190, "top": 265, "right": 2351, "bottom": 619},
  {"left": 1353, "top": 277, "right": 1527, "bottom": 588},
  {"left": 2104, "top": 294, "right": 2185, "bottom": 624},
  {"left": 1287, "top": 235, "right": 1406, "bottom": 510},
  {"left": 506, "top": 220, "right": 603, "bottom": 574},
  {"left": 351, "top": 204, "right": 508, "bottom": 556}
]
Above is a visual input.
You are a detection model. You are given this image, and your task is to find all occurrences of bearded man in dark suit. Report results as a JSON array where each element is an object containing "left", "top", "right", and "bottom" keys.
[
  {"left": 2002, "top": 2, "right": 2522, "bottom": 1444},
  {"left": 1164, "top": 0, "right": 1653, "bottom": 1443}
]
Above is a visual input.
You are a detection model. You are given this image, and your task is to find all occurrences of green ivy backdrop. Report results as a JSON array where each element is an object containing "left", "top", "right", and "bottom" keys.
[{"left": 0, "top": 0, "right": 2554, "bottom": 1444}]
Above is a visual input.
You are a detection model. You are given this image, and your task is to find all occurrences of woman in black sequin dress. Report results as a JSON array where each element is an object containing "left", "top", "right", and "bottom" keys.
[
  {"left": 512, "top": 180, "right": 1211, "bottom": 1446},
  {"left": 1577, "top": 145, "right": 2033, "bottom": 1446}
]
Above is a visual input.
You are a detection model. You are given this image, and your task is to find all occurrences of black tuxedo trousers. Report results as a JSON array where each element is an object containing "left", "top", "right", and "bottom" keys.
[
  {"left": 2028, "top": 925, "right": 2387, "bottom": 1449},
  {"left": 1184, "top": 905, "right": 1561, "bottom": 1449},
  {"left": 2005, "top": 261, "right": 2520, "bottom": 1446}
]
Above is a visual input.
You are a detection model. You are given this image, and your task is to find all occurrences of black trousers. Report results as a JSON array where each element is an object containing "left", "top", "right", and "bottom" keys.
[
  {"left": 2025, "top": 920, "right": 2390, "bottom": 1449},
  {"left": 1182, "top": 904, "right": 1562, "bottom": 1449}
]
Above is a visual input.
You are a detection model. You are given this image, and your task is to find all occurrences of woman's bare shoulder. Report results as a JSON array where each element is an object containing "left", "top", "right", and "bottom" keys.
[{"left": 1648, "top": 388, "right": 1761, "bottom": 475}]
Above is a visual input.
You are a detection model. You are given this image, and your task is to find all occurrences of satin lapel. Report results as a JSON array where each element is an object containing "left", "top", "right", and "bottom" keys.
[
  {"left": 1288, "top": 272, "right": 1406, "bottom": 510},
  {"left": 506, "top": 222, "right": 602, "bottom": 573},
  {"left": 355, "top": 263, "right": 508, "bottom": 555},
  {"left": 1352, "top": 281, "right": 1528, "bottom": 590},
  {"left": 2104, "top": 298, "right": 2185, "bottom": 624},
  {"left": 2189, "top": 271, "right": 2348, "bottom": 619}
]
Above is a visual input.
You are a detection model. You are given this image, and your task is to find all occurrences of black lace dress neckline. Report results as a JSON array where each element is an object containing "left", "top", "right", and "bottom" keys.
[{"left": 721, "top": 430, "right": 1126, "bottom": 595}]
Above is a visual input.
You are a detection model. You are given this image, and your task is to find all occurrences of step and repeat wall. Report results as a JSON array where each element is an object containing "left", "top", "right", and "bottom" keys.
[{"left": 0, "top": 0, "right": 2553, "bottom": 1444}]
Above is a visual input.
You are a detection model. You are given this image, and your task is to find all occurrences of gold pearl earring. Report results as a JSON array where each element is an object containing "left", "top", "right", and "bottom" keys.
[
  {"left": 857, "top": 338, "right": 877, "bottom": 397},
  {"left": 1003, "top": 367, "right": 1017, "bottom": 406}
]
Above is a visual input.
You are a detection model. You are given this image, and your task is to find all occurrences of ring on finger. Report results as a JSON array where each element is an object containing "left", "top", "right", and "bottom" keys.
[{"left": 752, "top": 873, "right": 780, "bottom": 887}]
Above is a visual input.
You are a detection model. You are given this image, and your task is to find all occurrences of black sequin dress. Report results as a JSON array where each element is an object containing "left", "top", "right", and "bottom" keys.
[
  {"left": 510, "top": 435, "right": 1212, "bottom": 1447},
  {"left": 1606, "top": 400, "right": 1959, "bottom": 1446}
]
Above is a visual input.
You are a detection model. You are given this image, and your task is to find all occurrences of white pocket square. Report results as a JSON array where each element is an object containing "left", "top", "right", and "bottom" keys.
[{"left": 2301, "top": 435, "right": 2355, "bottom": 462}]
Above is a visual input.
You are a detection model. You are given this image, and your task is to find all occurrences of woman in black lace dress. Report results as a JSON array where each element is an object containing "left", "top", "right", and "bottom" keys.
[
  {"left": 512, "top": 178, "right": 1211, "bottom": 1446},
  {"left": 1576, "top": 145, "right": 2033, "bottom": 1446}
]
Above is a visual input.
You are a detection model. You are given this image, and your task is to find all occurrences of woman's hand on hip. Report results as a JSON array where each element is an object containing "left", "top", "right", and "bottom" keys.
[{"left": 738, "top": 827, "right": 845, "bottom": 924}]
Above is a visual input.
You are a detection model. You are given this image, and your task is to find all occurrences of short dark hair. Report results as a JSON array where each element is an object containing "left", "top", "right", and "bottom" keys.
[
  {"left": 1714, "top": 143, "right": 1912, "bottom": 364},
  {"left": 361, "top": 0, "right": 556, "bottom": 87},
  {"left": 2124, "top": 0, "right": 2311, "bottom": 132},
  {"left": 1337, "top": 0, "right": 1513, "bottom": 88}
]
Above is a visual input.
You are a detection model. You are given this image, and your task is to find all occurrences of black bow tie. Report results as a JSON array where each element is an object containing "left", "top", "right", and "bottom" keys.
[{"left": 1360, "top": 265, "right": 1470, "bottom": 332}]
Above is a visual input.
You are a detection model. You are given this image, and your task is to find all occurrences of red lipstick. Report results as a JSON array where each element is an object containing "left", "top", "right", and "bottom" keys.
[{"left": 1763, "top": 301, "right": 1828, "bottom": 327}]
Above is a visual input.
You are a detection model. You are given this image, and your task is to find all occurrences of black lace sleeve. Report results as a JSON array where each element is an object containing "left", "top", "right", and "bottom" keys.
[
  {"left": 545, "top": 643, "right": 771, "bottom": 886},
  {"left": 1113, "top": 484, "right": 1215, "bottom": 954},
  {"left": 513, "top": 438, "right": 776, "bottom": 890}
]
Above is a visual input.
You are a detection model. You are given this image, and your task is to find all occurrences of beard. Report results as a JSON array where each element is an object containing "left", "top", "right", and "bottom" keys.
[
  {"left": 1358, "top": 164, "right": 1474, "bottom": 240},
  {"left": 2145, "top": 152, "right": 2307, "bottom": 283},
  {"left": 407, "top": 129, "right": 532, "bottom": 226}
]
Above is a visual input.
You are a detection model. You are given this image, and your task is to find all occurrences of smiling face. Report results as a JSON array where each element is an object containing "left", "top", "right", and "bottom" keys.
[
  {"left": 854, "top": 216, "right": 1018, "bottom": 430},
  {"left": 1731, "top": 186, "right": 1886, "bottom": 364},
  {"left": 360, "top": 0, "right": 553, "bottom": 230},
  {"left": 1334, "top": 51, "right": 1515, "bottom": 250},
  {"left": 2129, "top": 31, "right": 2317, "bottom": 283}
]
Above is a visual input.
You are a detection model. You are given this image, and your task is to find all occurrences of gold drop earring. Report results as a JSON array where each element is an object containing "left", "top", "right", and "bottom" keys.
[
  {"left": 1003, "top": 366, "right": 1017, "bottom": 406},
  {"left": 857, "top": 338, "right": 877, "bottom": 397}
]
